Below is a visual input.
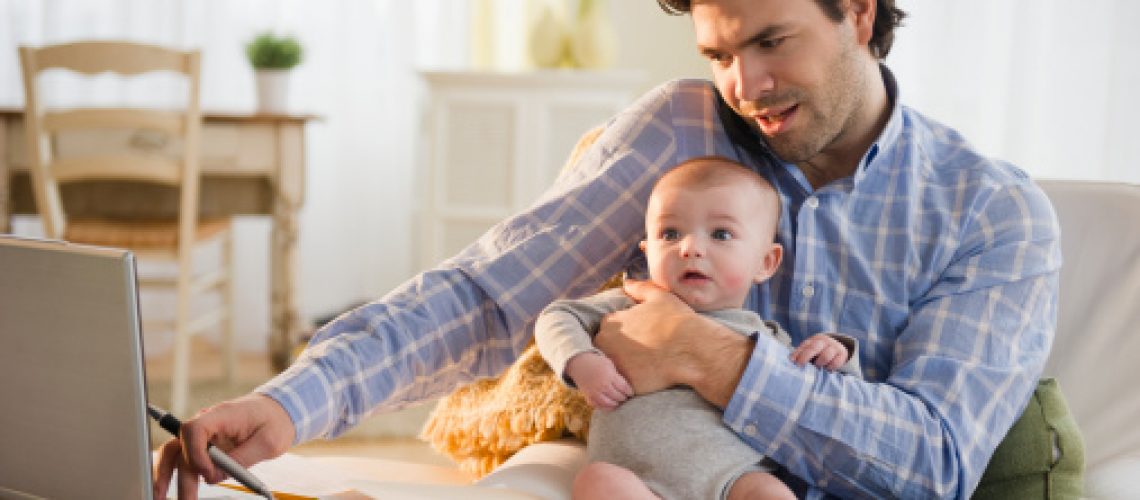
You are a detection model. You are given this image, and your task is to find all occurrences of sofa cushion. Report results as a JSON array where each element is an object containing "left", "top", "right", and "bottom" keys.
[{"left": 973, "top": 378, "right": 1084, "bottom": 499}]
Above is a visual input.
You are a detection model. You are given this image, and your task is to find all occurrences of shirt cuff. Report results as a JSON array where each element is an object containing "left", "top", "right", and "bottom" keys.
[
  {"left": 254, "top": 359, "right": 336, "bottom": 445},
  {"left": 722, "top": 331, "right": 818, "bottom": 455}
]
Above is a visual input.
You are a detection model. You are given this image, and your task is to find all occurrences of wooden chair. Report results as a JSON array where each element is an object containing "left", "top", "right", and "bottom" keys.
[{"left": 19, "top": 41, "right": 234, "bottom": 417}]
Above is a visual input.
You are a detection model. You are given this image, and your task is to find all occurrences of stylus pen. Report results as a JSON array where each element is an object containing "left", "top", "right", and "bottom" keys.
[{"left": 147, "top": 404, "right": 276, "bottom": 500}]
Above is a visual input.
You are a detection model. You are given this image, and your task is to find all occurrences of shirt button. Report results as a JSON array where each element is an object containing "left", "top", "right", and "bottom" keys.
[
  {"left": 744, "top": 424, "right": 758, "bottom": 437},
  {"left": 805, "top": 197, "right": 819, "bottom": 209},
  {"left": 802, "top": 284, "right": 815, "bottom": 298}
]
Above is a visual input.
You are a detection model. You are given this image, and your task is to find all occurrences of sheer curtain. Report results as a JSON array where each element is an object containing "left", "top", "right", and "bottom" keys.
[
  {"left": 889, "top": 0, "right": 1140, "bottom": 184},
  {"left": 0, "top": 0, "right": 470, "bottom": 352}
]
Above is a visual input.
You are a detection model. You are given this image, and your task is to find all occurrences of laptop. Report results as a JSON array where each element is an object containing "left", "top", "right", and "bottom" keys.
[{"left": 0, "top": 235, "right": 154, "bottom": 499}]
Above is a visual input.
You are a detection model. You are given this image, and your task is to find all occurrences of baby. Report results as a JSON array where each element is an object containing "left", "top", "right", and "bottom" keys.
[{"left": 536, "top": 156, "right": 860, "bottom": 499}]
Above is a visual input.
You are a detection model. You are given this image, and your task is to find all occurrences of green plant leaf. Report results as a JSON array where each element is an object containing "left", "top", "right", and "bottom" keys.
[{"left": 246, "top": 33, "right": 303, "bottom": 70}]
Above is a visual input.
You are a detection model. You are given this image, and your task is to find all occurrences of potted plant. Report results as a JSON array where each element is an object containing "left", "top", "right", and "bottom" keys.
[{"left": 246, "top": 32, "right": 303, "bottom": 112}]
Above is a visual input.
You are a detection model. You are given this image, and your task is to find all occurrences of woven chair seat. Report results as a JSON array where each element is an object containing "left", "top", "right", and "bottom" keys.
[{"left": 64, "top": 218, "right": 231, "bottom": 249}]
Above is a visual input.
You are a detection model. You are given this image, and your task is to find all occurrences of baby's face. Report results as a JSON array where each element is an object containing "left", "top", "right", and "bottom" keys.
[{"left": 641, "top": 179, "right": 779, "bottom": 312}]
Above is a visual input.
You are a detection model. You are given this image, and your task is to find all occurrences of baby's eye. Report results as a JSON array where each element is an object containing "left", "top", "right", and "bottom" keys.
[
  {"left": 711, "top": 229, "right": 733, "bottom": 241},
  {"left": 661, "top": 228, "right": 680, "bottom": 241}
]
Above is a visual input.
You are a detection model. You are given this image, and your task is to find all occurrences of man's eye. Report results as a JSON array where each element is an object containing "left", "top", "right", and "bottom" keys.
[
  {"left": 759, "top": 37, "right": 786, "bottom": 49},
  {"left": 706, "top": 52, "right": 732, "bottom": 67},
  {"left": 661, "top": 229, "right": 680, "bottom": 241},
  {"left": 711, "top": 229, "right": 733, "bottom": 241}
]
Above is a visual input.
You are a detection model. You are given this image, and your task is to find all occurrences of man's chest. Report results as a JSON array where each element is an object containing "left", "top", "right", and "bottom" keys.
[{"left": 753, "top": 178, "right": 964, "bottom": 381}]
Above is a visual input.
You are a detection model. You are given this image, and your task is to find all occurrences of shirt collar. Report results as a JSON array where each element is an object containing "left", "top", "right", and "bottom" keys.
[{"left": 852, "top": 64, "right": 904, "bottom": 185}]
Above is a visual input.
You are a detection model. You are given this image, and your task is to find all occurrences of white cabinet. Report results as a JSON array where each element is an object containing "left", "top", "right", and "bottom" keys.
[{"left": 416, "top": 70, "right": 644, "bottom": 269}]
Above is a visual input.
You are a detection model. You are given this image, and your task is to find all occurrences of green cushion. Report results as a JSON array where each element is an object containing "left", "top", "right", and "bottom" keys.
[{"left": 973, "top": 378, "right": 1085, "bottom": 499}]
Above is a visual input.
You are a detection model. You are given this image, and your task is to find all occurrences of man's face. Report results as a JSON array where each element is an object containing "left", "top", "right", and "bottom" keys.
[{"left": 692, "top": 0, "right": 868, "bottom": 165}]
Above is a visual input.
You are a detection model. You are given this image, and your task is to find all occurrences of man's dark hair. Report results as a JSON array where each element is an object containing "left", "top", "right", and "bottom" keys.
[{"left": 657, "top": 0, "right": 906, "bottom": 59}]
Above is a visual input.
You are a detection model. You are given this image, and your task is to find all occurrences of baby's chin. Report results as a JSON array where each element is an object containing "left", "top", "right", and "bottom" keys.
[{"left": 673, "top": 289, "right": 745, "bottom": 312}]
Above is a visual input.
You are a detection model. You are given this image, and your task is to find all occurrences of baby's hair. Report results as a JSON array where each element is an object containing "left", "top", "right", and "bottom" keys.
[{"left": 654, "top": 156, "right": 782, "bottom": 233}]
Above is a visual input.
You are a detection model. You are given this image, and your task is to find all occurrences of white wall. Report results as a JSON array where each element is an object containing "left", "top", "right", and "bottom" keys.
[{"left": 611, "top": 1, "right": 709, "bottom": 95}]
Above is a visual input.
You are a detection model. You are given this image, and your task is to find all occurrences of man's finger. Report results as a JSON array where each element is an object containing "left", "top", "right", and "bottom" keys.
[
  {"left": 180, "top": 422, "right": 220, "bottom": 482},
  {"left": 621, "top": 278, "right": 670, "bottom": 303},
  {"left": 153, "top": 439, "right": 180, "bottom": 499},
  {"left": 177, "top": 456, "right": 200, "bottom": 499},
  {"left": 226, "top": 432, "right": 276, "bottom": 469}
]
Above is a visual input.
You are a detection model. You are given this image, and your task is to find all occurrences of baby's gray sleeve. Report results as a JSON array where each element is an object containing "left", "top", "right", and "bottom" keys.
[{"left": 534, "top": 289, "right": 630, "bottom": 386}]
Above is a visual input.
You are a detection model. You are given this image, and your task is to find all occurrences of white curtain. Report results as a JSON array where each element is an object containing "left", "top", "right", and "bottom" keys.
[
  {"left": 889, "top": 0, "right": 1140, "bottom": 184},
  {"left": 0, "top": 0, "right": 471, "bottom": 352}
]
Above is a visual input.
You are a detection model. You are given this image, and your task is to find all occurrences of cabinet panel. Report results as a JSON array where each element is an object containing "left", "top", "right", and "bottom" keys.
[
  {"left": 440, "top": 100, "right": 515, "bottom": 209},
  {"left": 419, "top": 70, "right": 644, "bottom": 269}
]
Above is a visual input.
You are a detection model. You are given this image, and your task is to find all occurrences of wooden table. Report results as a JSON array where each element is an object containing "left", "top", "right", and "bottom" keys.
[{"left": 0, "top": 107, "right": 316, "bottom": 371}]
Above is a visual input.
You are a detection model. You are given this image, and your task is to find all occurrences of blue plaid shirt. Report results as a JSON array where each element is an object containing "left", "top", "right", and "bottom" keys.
[{"left": 260, "top": 66, "right": 1060, "bottom": 498}]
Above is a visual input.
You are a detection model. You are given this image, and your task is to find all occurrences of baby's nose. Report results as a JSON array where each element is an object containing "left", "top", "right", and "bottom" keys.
[{"left": 680, "top": 235, "right": 704, "bottom": 258}]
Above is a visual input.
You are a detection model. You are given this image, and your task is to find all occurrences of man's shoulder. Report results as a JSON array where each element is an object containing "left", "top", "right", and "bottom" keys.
[
  {"left": 899, "top": 105, "right": 1041, "bottom": 196},
  {"left": 619, "top": 78, "right": 718, "bottom": 122}
]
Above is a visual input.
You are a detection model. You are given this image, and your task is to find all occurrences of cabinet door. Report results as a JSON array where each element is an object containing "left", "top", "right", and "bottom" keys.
[
  {"left": 419, "top": 72, "right": 643, "bottom": 269},
  {"left": 424, "top": 94, "right": 519, "bottom": 265}
]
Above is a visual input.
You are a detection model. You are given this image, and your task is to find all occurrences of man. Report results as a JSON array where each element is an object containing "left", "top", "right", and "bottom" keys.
[{"left": 155, "top": 0, "right": 1060, "bottom": 498}]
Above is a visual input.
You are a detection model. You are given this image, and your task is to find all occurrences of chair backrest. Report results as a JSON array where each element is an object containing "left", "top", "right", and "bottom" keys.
[
  {"left": 18, "top": 41, "right": 201, "bottom": 250},
  {"left": 1038, "top": 180, "right": 1140, "bottom": 470}
]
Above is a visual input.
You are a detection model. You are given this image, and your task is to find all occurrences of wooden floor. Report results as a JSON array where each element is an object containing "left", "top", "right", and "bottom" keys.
[{"left": 145, "top": 337, "right": 453, "bottom": 467}]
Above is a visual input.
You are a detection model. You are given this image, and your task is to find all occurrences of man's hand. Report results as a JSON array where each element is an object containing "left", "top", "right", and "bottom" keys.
[
  {"left": 594, "top": 279, "right": 754, "bottom": 408},
  {"left": 152, "top": 393, "right": 295, "bottom": 499},
  {"left": 565, "top": 351, "right": 635, "bottom": 410},
  {"left": 790, "top": 333, "right": 850, "bottom": 371}
]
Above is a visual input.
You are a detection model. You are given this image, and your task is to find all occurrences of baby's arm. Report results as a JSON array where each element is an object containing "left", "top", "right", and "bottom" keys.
[
  {"left": 565, "top": 351, "right": 634, "bottom": 410},
  {"left": 535, "top": 289, "right": 637, "bottom": 409},
  {"left": 790, "top": 333, "right": 853, "bottom": 371}
]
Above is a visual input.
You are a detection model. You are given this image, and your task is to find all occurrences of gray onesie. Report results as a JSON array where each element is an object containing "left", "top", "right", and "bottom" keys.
[{"left": 535, "top": 288, "right": 861, "bottom": 500}]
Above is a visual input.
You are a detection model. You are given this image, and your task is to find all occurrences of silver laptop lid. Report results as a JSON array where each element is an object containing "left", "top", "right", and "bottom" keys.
[{"left": 0, "top": 235, "right": 153, "bottom": 499}]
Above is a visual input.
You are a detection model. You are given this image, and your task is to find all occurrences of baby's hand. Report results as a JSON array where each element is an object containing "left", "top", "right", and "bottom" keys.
[
  {"left": 790, "top": 334, "right": 849, "bottom": 371},
  {"left": 565, "top": 352, "right": 635, "bottom": 411}
]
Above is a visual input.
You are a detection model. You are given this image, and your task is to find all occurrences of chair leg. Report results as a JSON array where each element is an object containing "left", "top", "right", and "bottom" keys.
[
  {"left": 222, "top": 230, "right": 237, "bottom": 385},
  {"left": 171, "top": 316, "right": 191, "bottom": 418},
  {"left": 172, "top": 253, "right": 195, "bottom": 418}
]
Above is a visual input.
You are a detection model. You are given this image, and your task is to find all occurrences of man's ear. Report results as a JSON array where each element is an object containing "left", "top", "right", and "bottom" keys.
[
  {"left": 753, "top": 243, "right": 784, "bottom": 283},
  {"left": 847, "top": 0, "right": 876, "bottom": 47},
  {"left": 639, "top": 240, "right": 648, "bottom": 253}
]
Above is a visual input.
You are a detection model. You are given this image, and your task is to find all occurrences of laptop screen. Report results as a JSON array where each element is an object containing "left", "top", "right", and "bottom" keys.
[{"left": 0, "top": 235, "right": 153, "bottom": 499}]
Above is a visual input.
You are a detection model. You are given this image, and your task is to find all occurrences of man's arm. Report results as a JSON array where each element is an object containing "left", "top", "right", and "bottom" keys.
[{"left": 599, "top": 182, "right": 1061, "bottom": 498}]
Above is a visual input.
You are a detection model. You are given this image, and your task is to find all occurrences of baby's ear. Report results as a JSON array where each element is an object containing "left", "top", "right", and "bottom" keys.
[
  {"left": 639, "top": 240, "right": 648, "bottom": 253},
  {"left": 753, "top": 243, "right": 784, "bottom": 283}
]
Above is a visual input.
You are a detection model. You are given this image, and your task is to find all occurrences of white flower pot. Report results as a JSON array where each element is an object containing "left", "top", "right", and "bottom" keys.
[{"left": 255, "top": 70, "right": 292, "bottom": 113}]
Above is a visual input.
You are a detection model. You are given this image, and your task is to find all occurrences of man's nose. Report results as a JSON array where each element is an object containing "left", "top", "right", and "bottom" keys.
[{"left": 734, "top": 56, "right": 776, "bottom": 103}]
